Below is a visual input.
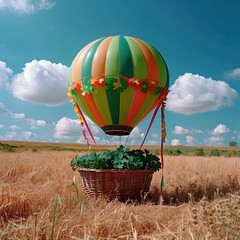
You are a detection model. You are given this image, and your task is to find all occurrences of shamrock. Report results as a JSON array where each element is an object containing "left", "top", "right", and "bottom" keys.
[
  {"left": 104, "top": 77, "right": 118, "bottom": 90},
  {"left": 141, "top": 81, "right": 149, "bottom": 93},
  {"left": 82, "top": 80, "right": 94, "bottom": 94},
  {"left": 154, "top": 86, "right": 161, "bottom": 96}
]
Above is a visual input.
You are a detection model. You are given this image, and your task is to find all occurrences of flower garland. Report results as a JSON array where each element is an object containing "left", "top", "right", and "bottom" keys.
[{"left": 70, "top": 75, "right": 166, "bottom": 97}]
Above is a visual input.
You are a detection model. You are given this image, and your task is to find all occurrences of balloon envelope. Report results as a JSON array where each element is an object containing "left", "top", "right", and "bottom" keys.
[{"left": 68, "top": 36, "right": 169, "bottom": 135}]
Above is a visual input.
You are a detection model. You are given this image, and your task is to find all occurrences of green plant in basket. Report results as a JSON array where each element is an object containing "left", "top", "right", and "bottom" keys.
[{"left": 71, "top": 145, "right": 161, "bottom": 171}]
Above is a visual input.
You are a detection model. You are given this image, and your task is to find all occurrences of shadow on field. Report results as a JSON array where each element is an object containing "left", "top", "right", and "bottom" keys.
[{"left": 147, "top": 174, "right": 240, "bottom": 205}]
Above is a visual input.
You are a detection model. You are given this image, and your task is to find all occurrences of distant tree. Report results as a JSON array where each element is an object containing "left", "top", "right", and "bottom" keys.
[
  {"left": 194, "top": 148, "right": 205, "bottom": 156},
  {"left": 209, "top": 149, "right": 221, "bottom": 156},
  {"left": 229, "top": 141, "right": 237, "bottom": 147}
]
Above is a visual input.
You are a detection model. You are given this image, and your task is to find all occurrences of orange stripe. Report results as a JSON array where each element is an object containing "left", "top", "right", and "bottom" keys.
[
  {"left": 133, "top": 92, "right": 168, "bottom": 128},
  {"left": 72, "top": 38, "right": 106, "bottom": 127},
  {"left": 92, "top": 37, "right": 113, "bottom": 78},
  {"left": 72, "top": 39, "right": 100, "bottom": 86},
  {"left": 125, "top": 38, "right": 159, "bottom": 126},
  {"left": 132, "top": 98, "right": 159, "bottom": 128},
  {"left": 125, "top": 88, "right": 147, "bottom": 125},
  {"left": 131, "top": 37, "right": 159, "bottom": 85},
  {"left": 82, "top": 93, "right": 106, "bottom": 127}
]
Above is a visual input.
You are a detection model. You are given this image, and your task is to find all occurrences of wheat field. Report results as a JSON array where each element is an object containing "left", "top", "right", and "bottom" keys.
[{"left": 0, "top": 149, "right": 240, "bottom": 239}]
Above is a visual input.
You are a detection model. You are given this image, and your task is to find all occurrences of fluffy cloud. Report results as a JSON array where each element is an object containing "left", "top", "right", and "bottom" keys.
[
  {"left": 54, "top": 117, "right": 83, "bottom": 140},
  {"left": 11, "top": 60, "right": 69, "bottom": 106},
  {"left": 166, "top": 73, "right": 238, "bottom": 115},
  {"left": 226, "top": 68, "right": 240, "bottom": 80},
  {"left": 0, "top": 60, "right": 12, "bottom": 88},
  {"left": 210, "top": 124, "right": 231, "bottom": 135},
  {"left": 0, "top": 124, "right": 4, "bottom": 128},
  {"left": 205, "top": 136, "right": 225, "bottom": 146},
  {"left": 54, "top": 116, "right": 100, "bottom": 141},
  {"left": 171, "top": 139, "right": 181, "bottom": 146},
  {"left": 129, "top": 127, "right": 144, "bottom": 140},
  {"left": 0, "top": 0, "right": 55, "bottom": 14},
  {"left": 173, "top": 125, "right": 192, "bottom": 135},
  {"left": 186, "top": 135, "right": 195, "bottom": 145},
  {"left": 8, "top": 125, "right": 20, "bottom": 130},
  {"left": 27, "top": 118, "right": 47, "bottom": 129}
]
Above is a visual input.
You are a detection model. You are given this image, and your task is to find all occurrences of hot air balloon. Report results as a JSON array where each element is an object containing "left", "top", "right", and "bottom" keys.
[{"left": 68, "top": 36, "right": 169, "bottom": 136}]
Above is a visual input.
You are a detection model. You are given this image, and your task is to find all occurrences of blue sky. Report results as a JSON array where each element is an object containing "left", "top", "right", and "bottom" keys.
[{"left": 0, "top": 0, "right": 240, "bottom": 146}]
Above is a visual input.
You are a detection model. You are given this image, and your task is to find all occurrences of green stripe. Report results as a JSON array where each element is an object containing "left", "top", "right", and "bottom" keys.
[
  {"left": 118, "top": 37, "right": 148, "bottom": 125},
  {"left": 125, "top": 37, "right": 148, "bottom": 80},
  {"left": 119, "top": 36, "right": 134, "bottom": 78},
  {"left": 118, "top": 36, "right": 134, "bottom": 124},
  {"left": 130, "top": 93, "right": 158, "bottom": 127},
  {"left": 73, "top": 94, "right": 99, "bottom": 126},
  {"left": 106, "top": 88, "right": 120, "bottom": 124},
  {"left": 119, "top": 79, "right": 134, "bottom": 124},
  {"left": 140, "top": 40, "right": 168, "bottom": 88},
  {"left": 105, "top": 36, "right": 119, "bottom": 76},
  {"left": 92, "top": 87, "right": 112, "bottom": 125},
  {"left": 81, "top": 38, "right": 105, "bottom": 79},
  {"left": 105, "top": 36, "right": 120, "bottom": 124}
]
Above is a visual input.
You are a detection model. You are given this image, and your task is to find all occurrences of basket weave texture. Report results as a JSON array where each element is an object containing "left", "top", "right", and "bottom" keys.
[{"left": 77, "top": 168, "right": 154, "bottom": 201}]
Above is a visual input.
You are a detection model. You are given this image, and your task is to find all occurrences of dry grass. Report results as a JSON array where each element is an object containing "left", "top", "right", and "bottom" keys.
[{"left": 0, "top": 150, "right": 239, "bottom": 239}]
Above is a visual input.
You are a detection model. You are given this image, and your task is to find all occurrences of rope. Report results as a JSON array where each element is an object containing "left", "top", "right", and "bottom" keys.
[
  {"left": 139, "top": 100, "right": 162, "bottom": 150},
  {"left": 160, "top": 103, "right": 166, "bottom": 195},
  {"left": 73, "top": 98, "right": 101, "bottom": 152}
]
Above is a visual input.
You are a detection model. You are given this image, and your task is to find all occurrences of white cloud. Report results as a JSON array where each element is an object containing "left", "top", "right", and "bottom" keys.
[
  {"left": 226, "top": 68, "right": 240, "bottom": 80},
  {"left": 8, "top": 125, "right": 20, "bottom": 130},
  {"left": 0, "top": 0, "right": 55, "bottom": 14},
  {"left": 186, "top": 135, "right": 195, "bottom": 145},
  {"left": 173, "top": 125, "right": 192, "bottom": 135},
  {"left": 21, "top": 131, "right": 36, "bottom": 140},
  {"left": 11, "top": 60, "right": 69, "bottom": 106},
  {"left": 205, "top": 136, "right": 225, "bottom": 146},
  {"left": 0, "top": 131, "right": 36, "bottom": 141},
  {"left": 53, "top": 116, "right": 100, "bottom": 141},
  {"left": 0, "top": 124, "right": 4, "bottom": 128},
  {"left": 193, "top": 129, "right": 203, "bottom": 134},
  {"left": 0, "top": 60, "right": 13, "bottom": 88},
  {"left": 11, "top": 113, "right": 26, "bottom": 119},
  {"left": 171, "top": 139, "right": 181, "bottom": 146},
  {"left": 54, "top": 117, "right": 82, "bottom": 140},
  {"left": 210, "top": 124, "right": 231, "bottom": 135},
  {"left": 27, "top": 118, "right": 47, "bottom": 129},
  {"left": 129, "top": 127, "right": 144, "bottom": 140},
  {"left": 166, "top": 73, "right": 238, "bottom": 115}
]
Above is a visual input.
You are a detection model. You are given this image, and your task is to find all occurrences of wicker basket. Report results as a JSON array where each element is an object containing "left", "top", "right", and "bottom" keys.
[{"left": 77, "top": 168, "right": 154, "bottom": 201}]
